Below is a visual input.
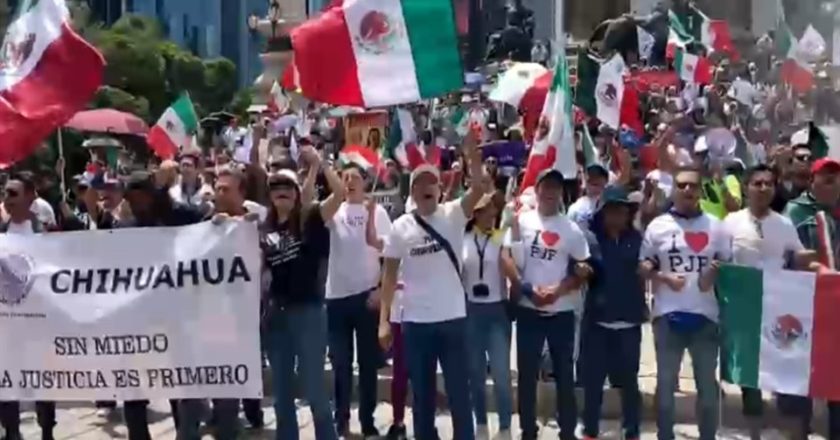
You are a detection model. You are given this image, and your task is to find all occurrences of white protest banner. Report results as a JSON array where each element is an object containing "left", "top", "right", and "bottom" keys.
[{"left": 0, "top": 221, "right": 262, "bottom": 401}]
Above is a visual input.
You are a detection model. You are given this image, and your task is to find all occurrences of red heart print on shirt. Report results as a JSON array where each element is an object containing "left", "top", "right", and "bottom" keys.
[
  {"left": 684, "top": 231, "right": 709, "bottom": 253},
  {"left": 541, "top": 231, "right": 560, "bottom": 247}
]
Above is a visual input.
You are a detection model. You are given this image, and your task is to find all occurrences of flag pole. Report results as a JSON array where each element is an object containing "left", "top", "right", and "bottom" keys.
[{"left": 57, "top": 128, "right": 67, "bottom": 203}]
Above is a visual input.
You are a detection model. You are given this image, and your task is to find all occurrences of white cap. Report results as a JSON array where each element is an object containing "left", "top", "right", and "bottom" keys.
[
  {"left": 268, "top": 169, "right": 301, "bottom": 189},
  {"left": 409, "top": 164, "right": 441, "bottom": 188}
]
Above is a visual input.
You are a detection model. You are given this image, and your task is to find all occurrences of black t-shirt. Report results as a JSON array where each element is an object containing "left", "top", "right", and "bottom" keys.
[{"left": 261, "top": 203, "right": 329, "bottom": 306}]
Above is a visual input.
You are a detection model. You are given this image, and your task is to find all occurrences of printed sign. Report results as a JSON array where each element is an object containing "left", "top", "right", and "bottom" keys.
[{"left": 0, "top": 221, "right": 262, "bottom": 401}]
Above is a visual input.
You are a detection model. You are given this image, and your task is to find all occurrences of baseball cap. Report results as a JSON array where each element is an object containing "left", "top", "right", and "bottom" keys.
[
  {"left": 597, "top": 186, "right": 635, "bottom": 211},
  {"left": 536, "top": 169, "right": 564, "bottom": 185},
  {"left": 586, "top": 163, "right": 610, "bottom": 178},
  {"left": 267, "top": 169, "right": 301, "bottom": 189},
  {"left": 409, "top": 164, "right": 441, "bottom": 188},
  {"left": 811, "top": 158, "right": 840, "bottom": 174}
]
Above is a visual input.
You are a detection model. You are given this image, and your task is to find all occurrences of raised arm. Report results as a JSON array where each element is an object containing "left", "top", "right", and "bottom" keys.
[{"left": 460, "top": 133, "right": 487, "bottom": 217}]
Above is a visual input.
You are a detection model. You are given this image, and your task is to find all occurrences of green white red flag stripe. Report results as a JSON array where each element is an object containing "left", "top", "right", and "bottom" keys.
[
  {"left": 775, "top": 0, "right": 814, "bottom": 93},
  {"left": 675, "top": 49, "right": 713, "bottom": 85},
  {"left": 488, "top": 62, "right": 550, "bottom": 110},
  {"left": 718, "top": 266, "right": 840, "bottom": 400},
  {"left": 520, "top": 50, "right": 575, "bottom": 192},
  {"left": 147, "top": 94, "right": 198, "bottom": 160},
  {"left": 0, "top": 0, "right": 104, "bottom": 166},
  {"left": 339, "top": 144, "right": 380, "bottom": 171},
  {"left": 290, "top": 0, "right": 463, "bottom": 107}
]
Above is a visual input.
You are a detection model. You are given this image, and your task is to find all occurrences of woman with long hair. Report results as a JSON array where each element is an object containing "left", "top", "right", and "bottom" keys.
[
  {"left": 260, "top": 147, "right": 344, "bottom": 440},
  {"left": 463, "top": 194, "right": 513, "bottom": 440}
]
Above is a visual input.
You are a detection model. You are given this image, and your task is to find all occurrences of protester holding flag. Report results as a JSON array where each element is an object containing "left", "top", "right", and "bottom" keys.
[
  {"left": 378, "top": 133, "right": 486, "bottom": 440},
  {"left": 502, "top": 168, "right": 592, "bottom": 440},
  {"left": 639, "top": 166, "right": 732, "bottom": 440},
  {"left": 261, "top": 146, "right": 344, "bottom": 440},
  {"left": 719, "top": 164, "right": 819, "bottom": 439},
  {"left": 781, "top": 157, "right": 840, "bottom": 439},
  {"left": 323, "top": 162, "right": 392, "bottom": 438}
]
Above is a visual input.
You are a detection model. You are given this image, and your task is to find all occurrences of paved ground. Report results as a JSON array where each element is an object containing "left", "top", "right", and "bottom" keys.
[
  {"left": 11, "top": 401, "right": 821, "bottom": 439},
  {"left": 11, "top": 325, "right": 832, "bottom": 439}
]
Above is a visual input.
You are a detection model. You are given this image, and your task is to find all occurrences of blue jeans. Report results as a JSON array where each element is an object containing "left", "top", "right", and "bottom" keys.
[
  {"left": 326, "top": 290, "right": 379, "bottom": 432},
  {"left": 582, "top": 323, "right": 641, "bottom": 439},
  {"left": 466, "top": 301, "right": 513, "bottom": 430},
  {"left": 403, "top": 318, "right": 474, "bottom": 440},
  {"left": 653, "top": 318, "right": 719, "bottom": 440},
  {"left": 266, "top": 302, "right": 337, "bottom": 440},
  {"left": 177, "top": 399, "right": 239, "bottom": 440},
  {"left": 516, "top": 308, "right": 577, "bottom": 440}
]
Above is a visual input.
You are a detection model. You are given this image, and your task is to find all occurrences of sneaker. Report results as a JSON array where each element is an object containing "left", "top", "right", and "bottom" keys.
[
  {"left": 476, "top": 425, "right": 490, "bottom": 440},
  {"left": 493, "top": 429, "right": 513, "bottom": 440},
  {"left": 386, "top": 424, "right": 407, "bottom": 440}
]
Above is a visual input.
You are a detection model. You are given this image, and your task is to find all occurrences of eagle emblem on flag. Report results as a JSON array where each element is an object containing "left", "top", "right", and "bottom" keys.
[
  {"left": 355, "top": 10, "right": 403, "bottom": 55},
  {"left": 767, "top": 314, "right": 806, "bottom": 349},
  {"left": 165, "top": 120, "right": 175, "bottom": 132},
  {"left": 596, "top": 83, "right": 618, "bottom": 107},
  {"left": 0, "top": 33, "right": 36, "bottom": 72}
]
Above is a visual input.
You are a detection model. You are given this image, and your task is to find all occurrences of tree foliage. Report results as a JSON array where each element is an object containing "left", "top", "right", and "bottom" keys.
[{"left": 68, "top": 5, "right": 240, "bottom": 122}]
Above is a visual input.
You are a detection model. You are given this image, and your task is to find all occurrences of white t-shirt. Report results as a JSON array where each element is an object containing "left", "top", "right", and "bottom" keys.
[
  {"left": 462, "top": 230, "right": 505, "bottom": 303},
  {"left": 6, "top": 220, "right": 35, "bottom": 235},
  {"left": 504, "top": 210, "right": 590, "bottom": 314},
  {"left": 243, "top": 200, "right": 268, "bottom": 223},
  {"left": 567, "top": 196, "right": 597, "bottom": 231},
  {"left": 724, "top": 209, "right": 804, "bottom": 270},
  {"left": 30, "top": 198, "right": 55, "bottom": 228},
  {"left": 641, "top": 213, "right": 732, "bottom": 321},
  {"left": 327, "top": 202, "right": 392, "bottom": 299},
  {"left": 383, "top": 200, "right": 468, "bottom": 323}
]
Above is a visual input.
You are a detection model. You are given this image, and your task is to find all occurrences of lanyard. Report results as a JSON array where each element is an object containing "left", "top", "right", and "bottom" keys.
[{"left": 474, "top": 232, "right": 491, "bottom": 280}]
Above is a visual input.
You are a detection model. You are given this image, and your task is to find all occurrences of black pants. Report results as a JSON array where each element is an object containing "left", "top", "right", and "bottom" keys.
[
  {"left": 242, "top": 399, "right": 263, "bottom": 427},
  {"left": 0, "top": 401, "right": 55, "bottom": 439},
  {"left": 123, "top": 399, "right": 180, "bottom": 440}
]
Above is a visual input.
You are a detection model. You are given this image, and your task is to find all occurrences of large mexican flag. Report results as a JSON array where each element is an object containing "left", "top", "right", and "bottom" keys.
[
  {"left": 290, "top": 0, "right": 463, "bottom": 108},
  {"left": 0, "top": 0, "right": 104, "bottom": 166},
  {"left": 718, "top": 266, "right": 840, "bottom": 399}
]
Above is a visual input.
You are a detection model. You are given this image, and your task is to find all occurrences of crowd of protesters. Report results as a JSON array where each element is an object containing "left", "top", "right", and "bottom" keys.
[{"left": 2, "top": 14, "right": 840, "bottom": 440}]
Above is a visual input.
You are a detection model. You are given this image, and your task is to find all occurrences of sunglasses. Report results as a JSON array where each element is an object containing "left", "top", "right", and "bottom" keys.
[
  {"left": 5, "top": 189, "right": 19, "bottom": 198},
  {"left": 676, "top": 181, "right": 700, "bottom": 190},
  {"left": 268, "top": 180, "right": 296, "bottom": 190},
  {"left": 794, "top": 154, "right": 813, "bottom": 162}
]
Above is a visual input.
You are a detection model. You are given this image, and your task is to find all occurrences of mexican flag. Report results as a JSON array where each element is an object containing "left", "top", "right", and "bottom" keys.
[
  {"left": 718, "top": 266, "right": 840, "bottom": 400},
  {"left": 147, "top": 94, "right": 198, "bottom": 159},
  {"left": 488, "top": 62, "right": 550, "bottom": 110},
  {"left": 520, "top": 51, "right": 575, "bottom": 191},
  {"left": 668, "top": 6, "right": 737, "bottom": 60},
  {"left": 290, "top": 0, "right": 463, "bottom": 108},
  {"left": 389, "top": 107, "right": 440, "bottom": 170},
  {"left": 581, "top": 127, "right": 600, "bottom": 169},
  {"left": 674, "top": 49, "right": 713, "bottom": 85},
  {"left": 776, "top": 2, "right": 813, "bottom": 93},
  {"left": 339, "top": 144, "right": 381, "bottom": 172},
  {"left": 0, "top": 0, "right": 104, "bottom": 166},
  {"left": 575, "top": 53, "right": 627, "bottom": 131}
]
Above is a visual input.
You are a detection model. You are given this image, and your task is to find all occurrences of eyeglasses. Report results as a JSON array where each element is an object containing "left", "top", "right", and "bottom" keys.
[{"left": 676, "top": 181, "right": 700, "bottom": 190}]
